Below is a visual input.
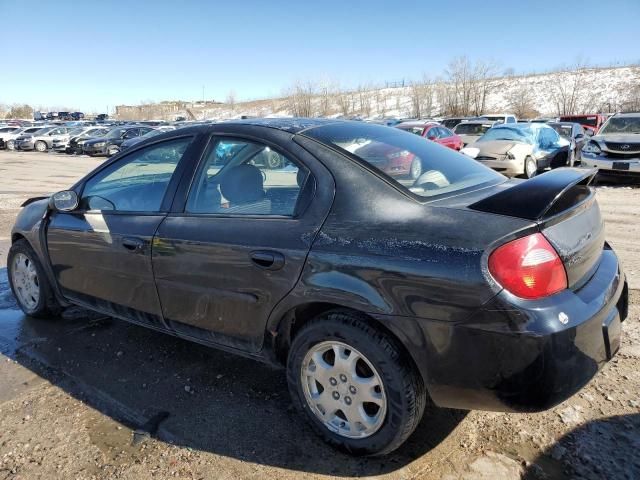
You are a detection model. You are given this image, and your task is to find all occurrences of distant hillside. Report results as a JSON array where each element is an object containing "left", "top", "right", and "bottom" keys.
[{"left": 116, "top": 65, "right": 640, "bottom": 121}]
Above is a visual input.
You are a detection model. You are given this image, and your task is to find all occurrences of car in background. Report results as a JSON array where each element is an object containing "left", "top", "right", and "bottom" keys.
[
  {"left": 1, "top": 126, "right": 47, "bottom": 150},
  {"left": 548, "top": 122, "right": 587, "bottom": 164},
  {"left": 15, "top": 126, "right": 73, "bottom": 152},
  {"left": 461, "top": 123, "right": 570, "bottom": 178},
  {"left": 0, "top": 125, "right": 23, "bottom": 148},
  {"left": 120, "top": 126, "right": 177, "bottom": 151},
  {"left": 481, "top": 113, "right": 517, "bottom": 124},
  {"left": 453, "top": 120, "right": 497, "bottom": 147},
  {"left": 83, "top": 126, "right": 154, "bottom": 156},
  {"left": 70, "top": 112, "right": 85, "bottom": 120},
  {"left": 95, "top": 114, "right": 109, "bottom": 122},
  {"left": 7, "top": 118, "right": 627, "bottom": 456},
  {"left": 580, "top": 112, "right": 640, "bottom": 178},
  {"left": 52, "top": 126, "right": 111, "bottom": 153},
  {"left": 66, "top": 127, "right": 112, "bottom": 154},
  {"left": 441, "top": 117, "right": 470, "bottom": 129},
  {"left": 559, "top": 114, "right": 607, "bottom": 135},
  {"left": 396, "top": 121, "right": 463, "bottom": 151}
]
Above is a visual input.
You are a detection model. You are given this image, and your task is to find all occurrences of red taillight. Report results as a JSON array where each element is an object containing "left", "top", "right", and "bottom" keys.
[{"left": 488, "top": 233, "right": 567, "bottom": 299}]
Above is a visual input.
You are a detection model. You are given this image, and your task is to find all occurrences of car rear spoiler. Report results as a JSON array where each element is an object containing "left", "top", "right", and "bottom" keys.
[{"left": 469, "top": 168, "right": 598, "bottom": 221}]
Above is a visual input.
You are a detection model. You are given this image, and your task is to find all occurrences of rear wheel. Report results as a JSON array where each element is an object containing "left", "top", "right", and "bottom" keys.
[
  {"left": 410, "top": 158, "right": 422, "bottom": 180},
  {"left": 8, "top": 239, "right": 61, "bottom": 318},
  {"left": 35, "top": 140, "right": 47, "bottom": 152},
  {"left": 6, "top": 140, "right": 15, "bottom": 150},
  {"left": 524, "top": 156, "right": 537, "bottom": 179},
  {"left": 287, "top": 311, "right": 426, "bottom": 456}
]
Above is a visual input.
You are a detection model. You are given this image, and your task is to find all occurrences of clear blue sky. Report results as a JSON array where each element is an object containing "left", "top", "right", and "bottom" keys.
[{"left": 1, "top": 0, "right": 638, "bottom": 112}]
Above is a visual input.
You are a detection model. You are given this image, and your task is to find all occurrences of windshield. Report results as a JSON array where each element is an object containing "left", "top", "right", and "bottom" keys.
[
  {"left": 106, "top": 128, "right": 125, "bottom": 138},
  {"left": 600, "top": 117, "right": 640, "bottom": 135},
  {"left": 454, "top": 123, "right": 493, "bottom": 135},
  {"left": 33, "top": 127, "right": 54, "bottom": 135},
  {"left": 560, "top": 116, "right": 598, "bottom": 127},
  {"left": 304, "top": 123, "right": 503, "bottom": 198},
  {"left": 549, "top": 124, "right": 573, "bottom": 139},
  {"left": 68, "top": 128, "right": 85, "bottom": 135},
  {"left": 477, "top": 126, "right": 534, "bottom": 144}
]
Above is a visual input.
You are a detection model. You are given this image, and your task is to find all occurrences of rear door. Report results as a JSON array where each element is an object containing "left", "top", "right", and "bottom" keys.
[
  {"left": 46, "top": 135, "right": 197, "bottom": 327},
  {"left": 152, "top": 132, "right": 334, "bottom": 352}
]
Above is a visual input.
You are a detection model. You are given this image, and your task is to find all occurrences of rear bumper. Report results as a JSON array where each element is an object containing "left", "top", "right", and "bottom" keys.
[{"left": 403, "top": 246, "right": 627, "bottom": 412}]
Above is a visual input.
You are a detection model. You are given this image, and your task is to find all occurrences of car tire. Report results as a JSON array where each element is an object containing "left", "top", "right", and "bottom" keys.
[
  {"left": 410, "top": 158, "right": 423, "bottom": 180},
  {"left": 35, "top": 141, "right": 47, "bottom": 152},
  {"left": 287, "top": 311, "right": 426, "bottom": 456},
  {"left": 7, "top": 239, "right": 61, "bottom": 318},
  {"left": 265, "top": 151, "right": 283, "bottom": 169},
  {"left": 6, "top": 140, "right": 15, "bottom": 150},
  {"left": 107, "top": 145, "right": 120, "bottom": 157},
  {"left": 524, "top": 156, "right": 537, "bottom": 179}
]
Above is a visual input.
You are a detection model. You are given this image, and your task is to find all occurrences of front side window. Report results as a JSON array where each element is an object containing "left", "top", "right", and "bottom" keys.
[
  {"left": 186, "top": 138, "right": 307, "bottom": 216},
  {"left": 81, "top": 137, "right": 191, "bottom": 212},
  {"left": 304, "top": 122, "right": 503, "bottom": 198}
]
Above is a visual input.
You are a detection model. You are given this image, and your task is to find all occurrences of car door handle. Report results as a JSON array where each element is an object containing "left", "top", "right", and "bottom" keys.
[
  {"left": 250, "top": 250, "right": 285, "bottom": 271},
  {"left": 122, "top": 236, "right": 144, "bottom": 252}
]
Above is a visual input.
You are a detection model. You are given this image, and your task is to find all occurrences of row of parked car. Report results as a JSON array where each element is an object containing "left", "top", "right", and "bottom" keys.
[
  {"left": 0, "top": 121, "right": 184, "bottom": 157},
  {"left": 385, "top": 111, "right": 639, "bottom": 180}
]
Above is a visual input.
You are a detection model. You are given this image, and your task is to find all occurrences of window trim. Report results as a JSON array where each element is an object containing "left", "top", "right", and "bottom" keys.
[
  {"left": 74, "top": 134, "right": 197, "bottom": 215},
  {"left": 179, "top": 133, "right": 315, "bottom": 219}
]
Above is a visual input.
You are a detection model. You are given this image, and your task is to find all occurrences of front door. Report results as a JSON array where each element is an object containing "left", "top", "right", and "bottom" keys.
[
  {"left": 46, "top": 135, "right": 196, "bottom": 327},
  {"left": 152, "top": 135, "right": 333, "bottom": 352}
]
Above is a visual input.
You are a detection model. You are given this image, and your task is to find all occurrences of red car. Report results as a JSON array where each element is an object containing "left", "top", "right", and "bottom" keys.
[
  {"left": 396, "top": 121, "right": 463, "bottom": 151},
  {"left": 559, "top": 114, "right": 608, "bottom": 135}
]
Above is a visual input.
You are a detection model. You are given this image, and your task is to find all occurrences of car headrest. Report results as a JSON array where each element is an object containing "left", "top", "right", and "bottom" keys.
[{"left": 220, "top": 164, "right": 264, "bottom": 204}]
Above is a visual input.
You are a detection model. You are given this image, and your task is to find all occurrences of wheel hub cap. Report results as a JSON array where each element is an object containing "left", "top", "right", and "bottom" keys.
[
  {"left": 301, "top": 341, "right": 387, "bottom": 439},
  {"left": 11, "top": 253, "right": 40, "bottom": 310}
]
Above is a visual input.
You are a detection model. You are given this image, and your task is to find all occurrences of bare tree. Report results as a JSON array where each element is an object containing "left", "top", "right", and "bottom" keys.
[
  {"left": 548, "top": 62, "right": 598, "bottom": 115},
  {"left": 284, "top": 81, "right": 315, "bottom": 117},
  {"left": 336, "top": 90, "right": 351, "bottom": 116},
  {"left": 5, "top": 104, "right": 33, "bottom": 119},
  {"left": 357, "top": 85, "right": 372, "bottom": 117},
  {"left": 507, "top": 82, "right": 539, "bottom": 119},
  {"left": 226, "top": 90, "right": 236, "bottom": 110},
  {"left": 409, "top": 77, "right": 434, "bottom": 118}
]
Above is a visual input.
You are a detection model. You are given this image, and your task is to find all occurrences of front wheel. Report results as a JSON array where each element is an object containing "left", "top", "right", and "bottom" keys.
[
  {"left": 524, "top": 156, "right": 538, "bottom": 179},
  {"left": 6, "top": 140, "right": 16, "bottom": 150},
  {"left": 287, "top": 311, "right": 426, "bottom": 456},
  {"left": 107, "top": 145, "right": 120, "bottom": 157},
  {"left": 35, "top": 140, "right": 47, "bottom": 152},
  {"left": 8, "top": 239, "right": 61, "bottom": 318}
]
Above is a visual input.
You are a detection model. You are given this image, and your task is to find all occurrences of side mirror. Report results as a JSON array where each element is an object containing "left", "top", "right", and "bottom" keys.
[
  {"left": 49, "top": 190, "right": 79, "bottom": 212},
  {"left": 575, "top": 133, "right": 584, "bottom": 140}
]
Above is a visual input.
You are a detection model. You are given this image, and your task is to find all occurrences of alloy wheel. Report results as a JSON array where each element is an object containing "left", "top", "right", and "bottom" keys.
[
  {"left": 410, "top": 158, "right": 422, "bottom": 180},
  {"left": 35, "top": 141, "right": 47, "bottom": 152},
  {"left": 11, "top": 253, "right": 40, "bottom": 310},
  {"left": 525, "top": 157, "right": 537, "bottom": 178},
  {"left": 300, "top": 341, "right": 387, "bottom": 439}
]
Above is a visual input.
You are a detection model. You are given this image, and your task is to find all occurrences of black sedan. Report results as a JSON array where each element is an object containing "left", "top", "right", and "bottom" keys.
[
  {"left": 8, "top": 119, "right": 627, "bottom": 456},
  {"left": 83, "top": 126, "right": 153, "bottom": 157},
  {"left": 548, "top": 121, "right": 589, "bottom": 164}
]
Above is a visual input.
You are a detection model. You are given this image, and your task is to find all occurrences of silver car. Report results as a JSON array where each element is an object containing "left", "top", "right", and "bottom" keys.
[
  {"left": 15, "top": 126, "right": 73, "bottom": 152},
  {"left": 580, "top": 112, "right": 640, "bottom": 178}
]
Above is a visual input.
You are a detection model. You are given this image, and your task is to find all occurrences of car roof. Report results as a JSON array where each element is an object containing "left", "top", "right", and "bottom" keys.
[
  {"left": 214, "top": 117, "right": 341, "bottom": 133},
  {"left": 547, "top": 122, "right": 578, "bottom": 127},
  {"left": 611, "top": 112, "right": 640, "bottom": 118},
  {"left": 396, "top": 120, "right": 437, "bottom": 127},
  {"left": 457, "top": 120, "right": 496, "bottom": 125}
]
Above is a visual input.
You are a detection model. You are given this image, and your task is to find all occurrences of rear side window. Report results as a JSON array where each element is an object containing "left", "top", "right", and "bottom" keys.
[
  {"left": 186, "top": 138, "right": 309, "bottom": 216},
  {"left": 304, "top": 122, "right": 503, "bottom": 198}
]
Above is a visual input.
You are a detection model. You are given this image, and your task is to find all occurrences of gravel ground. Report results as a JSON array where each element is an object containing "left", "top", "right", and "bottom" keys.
[{"left": 0, "top": 151, "right": 638, "bottom": 480}]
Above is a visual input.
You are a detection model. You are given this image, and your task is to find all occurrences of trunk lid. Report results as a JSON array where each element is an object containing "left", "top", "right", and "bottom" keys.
[{"left": 466, "top": 168, "right": 604, "bottom": 288}]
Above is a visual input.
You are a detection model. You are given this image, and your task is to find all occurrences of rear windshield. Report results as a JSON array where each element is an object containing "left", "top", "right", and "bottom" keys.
[
  {"left": 454, "top": 123, "right": 493, "bottom": 135},
  {"left": 560, "top": 116, "right": 598, "bottom": 127},
  {"left": 303, "top": 123, "right": 503, "bottom": 198}
]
